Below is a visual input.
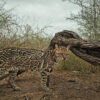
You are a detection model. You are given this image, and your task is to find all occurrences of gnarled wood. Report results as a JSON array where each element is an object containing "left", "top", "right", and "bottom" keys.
[{"left": 50, "top": 30, "right": 100, "bottom": 66}]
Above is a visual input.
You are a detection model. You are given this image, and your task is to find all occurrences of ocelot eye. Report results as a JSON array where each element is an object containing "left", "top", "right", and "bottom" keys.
[
  {"left": 58, "top": 53, "right": 63, "bottom": 57},
  {"left": 48, "top": 68, "right": 52, "bottom": 72},
  {"left": 0, "top": 60, "right": 3, "bottom": 64}
]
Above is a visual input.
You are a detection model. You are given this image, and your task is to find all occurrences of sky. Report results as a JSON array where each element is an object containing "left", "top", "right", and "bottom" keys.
[{"left": 4, "top": 0, "right": 80, "bottom": 35}]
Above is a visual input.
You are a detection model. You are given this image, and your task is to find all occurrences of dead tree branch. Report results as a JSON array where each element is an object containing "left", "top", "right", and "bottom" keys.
[{"left": 50, "top": 30, "right": 100, "bottom": 65}]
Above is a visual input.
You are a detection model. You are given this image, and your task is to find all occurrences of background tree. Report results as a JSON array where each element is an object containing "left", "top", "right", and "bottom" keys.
[
  {"left": 63, "top": 0, "right": 100, "bottom": 40},
  {"left": 0, "top": 1, "right": 18, "bottom": 38}
]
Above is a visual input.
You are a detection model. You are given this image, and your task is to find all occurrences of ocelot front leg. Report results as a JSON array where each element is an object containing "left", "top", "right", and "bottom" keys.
[
  {"left": 8, "top": 67, "right": 20, "bottom": 91},
  {"left": 41, "top": 68, "right": 52, "bottom": 91}
]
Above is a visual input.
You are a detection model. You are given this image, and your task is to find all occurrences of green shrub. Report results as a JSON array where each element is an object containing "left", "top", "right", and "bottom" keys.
[{"left": 57, "top": 51, "right": 100, "bottom": 74}]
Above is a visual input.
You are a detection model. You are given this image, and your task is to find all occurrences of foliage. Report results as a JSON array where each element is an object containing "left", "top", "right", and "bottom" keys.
[
  {"left": 0, "top": 1, "right": 51, "bottom": 49},
  {"left": 64, "top": 0, "right": 100, "bottom": 40},
  {"left": 57, "top": 51, "right": 100, "bottom": 74},
  {"left": 0, "top": 1, "right": 18, "bottom": 38}
]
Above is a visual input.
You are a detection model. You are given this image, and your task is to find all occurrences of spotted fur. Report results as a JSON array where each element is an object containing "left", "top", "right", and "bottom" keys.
[{"left": 0, "top": 46, "right": 69, "bottom": 91}]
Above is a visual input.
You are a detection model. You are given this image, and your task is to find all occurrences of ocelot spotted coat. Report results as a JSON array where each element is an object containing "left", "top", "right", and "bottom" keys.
[{"left": 0, "top": 45, "right": 69, "bottom": 91}]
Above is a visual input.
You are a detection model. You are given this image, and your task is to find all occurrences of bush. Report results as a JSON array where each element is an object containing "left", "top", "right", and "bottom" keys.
[{"left": 57, "top": 51, "right": 100, "bottom": 74}]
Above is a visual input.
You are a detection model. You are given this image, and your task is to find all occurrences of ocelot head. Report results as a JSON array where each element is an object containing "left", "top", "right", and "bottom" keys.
[{"left": 54, "top": 44, "right": 70, "bottom": 62}]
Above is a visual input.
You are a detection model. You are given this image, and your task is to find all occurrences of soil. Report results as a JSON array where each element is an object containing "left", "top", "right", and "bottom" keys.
[{"left": 0, "top": 70, "right": 100, "bottom": 100}]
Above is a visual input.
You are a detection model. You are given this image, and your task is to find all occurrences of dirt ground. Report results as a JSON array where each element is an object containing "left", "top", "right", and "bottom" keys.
[{"left": 0, "top": 70, "right": 100, "bottom": 100}]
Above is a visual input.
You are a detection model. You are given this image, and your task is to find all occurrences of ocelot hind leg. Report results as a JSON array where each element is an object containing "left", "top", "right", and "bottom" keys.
[
  {"left": 8, "top": 68, "right": 20, "bottom": 91},
  {"left": 41, "top": 70, "right": 51, "bottom": 91}
]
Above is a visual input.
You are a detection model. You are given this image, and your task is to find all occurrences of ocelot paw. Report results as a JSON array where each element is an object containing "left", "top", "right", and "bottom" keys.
[
  {"left": 12, "top": 86, "right": 21, "bottom": 91},
  {"left": 43, "top": 87, "right": 52, "bottom": 92},
  {"left": 44, "top": 87, "right": 50, "bottom": 91}
]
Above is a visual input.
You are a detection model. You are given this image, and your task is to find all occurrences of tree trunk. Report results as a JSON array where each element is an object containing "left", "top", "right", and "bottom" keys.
[{"left": 50, "top": 30, "right": 100, "bottom": 66}]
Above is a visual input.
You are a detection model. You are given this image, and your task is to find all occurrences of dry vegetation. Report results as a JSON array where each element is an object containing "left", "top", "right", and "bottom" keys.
[
  {"left": 0, "top": 26, "right": 100, "bottom": 100},
  {"left": 0, "top": 1, "right": 100, "bottom": 100}
]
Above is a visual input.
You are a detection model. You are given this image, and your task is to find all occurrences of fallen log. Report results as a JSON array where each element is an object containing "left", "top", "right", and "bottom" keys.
[{"left": 50, "top": 30, "right": 100, "bottom": 65}]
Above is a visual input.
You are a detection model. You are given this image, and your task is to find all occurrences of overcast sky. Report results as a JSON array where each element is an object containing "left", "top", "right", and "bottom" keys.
[{"left": 5, "top": 0, "right": 80, "bottom": 35}]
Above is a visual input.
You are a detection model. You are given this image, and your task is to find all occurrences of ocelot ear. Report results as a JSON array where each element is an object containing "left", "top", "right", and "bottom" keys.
[
  {"left": 55, "top": 44, "right": 59, "bottom": 49},
  {"left": 54, "top": 44, "right": 59, "bottom": 53},
  {"left": 54, "top": 44, "right": 62, "bottom": 54},
  {"left": 54, "top": 44, "right": 58, "bottom": 53},
  {"left": 66, "top": 45, "right": 70, "bottom": 52}
]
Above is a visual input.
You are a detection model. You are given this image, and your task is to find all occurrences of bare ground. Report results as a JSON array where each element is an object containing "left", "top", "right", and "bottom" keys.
[{"left": 0, "top": 70, "right": 100, "bottom": 100}]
